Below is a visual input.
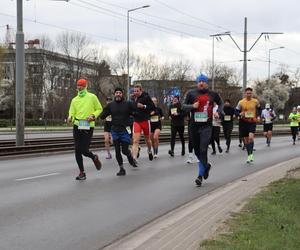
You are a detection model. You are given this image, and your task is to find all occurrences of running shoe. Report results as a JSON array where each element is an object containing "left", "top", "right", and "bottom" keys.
[
  {"left": 186, "top": 154, "right": 193, "bottom": 164},
  {"left": 168, "top": 150, "right": 174, "bottom": 157},
  {"left": 204, "top": 163, "right": 212, "bottom": 180},
  {"left": 131, "top": 159, "right": 138, "bottom": 168},
  {"left": 250, "top": 154, "right": 254, "bottom": 162},
  {"left": 75, "top": 172, "right": 86, "bottom": 180},
  {"left": 195, "top": 176, "right": 203, "bottom": 187},
  {"left": 246, "top": 155, "right": 251, "bottom": 164},
  {"left": 93, "top": 154, "right": 102, "bottom": 170},
  {"left": 154, "top": 154, "right": 158, "bottom": 159},
  {"left": 211, "top": 151, "right": 216, "bottom": 155},
  {"left": 181, "top": 148, "right": 185, "bottom": 156},
  {"left": 106, "top": 152, "right": 112, "bottom": 159},
  {"left": 218, "top": 146, "right": 223, "bottom": 153},
  {"left": 148, "top": 151, "right": 153, "bottom": 161},
  {"left": 116, "top": 168, "right": 126, "bottom": 176}
]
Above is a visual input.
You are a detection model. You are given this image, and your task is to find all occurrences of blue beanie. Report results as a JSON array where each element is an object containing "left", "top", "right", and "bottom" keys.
[{"left": 196, "top": 74, "right": 208, "bottom": 83}]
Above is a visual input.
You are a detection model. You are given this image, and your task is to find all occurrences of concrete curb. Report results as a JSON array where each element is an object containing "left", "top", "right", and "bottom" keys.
[{"left": 102, "top": 157, "right": 300, "bottom": 250}]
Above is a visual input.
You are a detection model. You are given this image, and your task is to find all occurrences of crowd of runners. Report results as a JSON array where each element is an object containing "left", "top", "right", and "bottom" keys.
[{"left": 67, "top": 76, "right": 300, "bottom": 186}]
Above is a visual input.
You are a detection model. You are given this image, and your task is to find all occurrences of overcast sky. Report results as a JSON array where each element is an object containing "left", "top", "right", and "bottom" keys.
[{"left": 1, "top": 0, "right": 300, "bottom": 83}]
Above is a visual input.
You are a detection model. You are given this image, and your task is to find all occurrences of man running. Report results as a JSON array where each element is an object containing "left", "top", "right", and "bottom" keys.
[
  {"left": 289, "top": 107, "right": 300, "bottom": 145},
  {"left": 183, "top": 74, "right": 223, "bottom": 186},
  {"left": 168, "top": 96, "right": 185, "bottom": 157},
  {"left": 132, "top": 84, "right": 155, "bottom": 162},
  {"left": 104, "top": 97, "right": 113, "bottom": 159},
  {"left": 150, "top": 97, "right": 164, "bottom": 158},
  {"left": 222, "top": 99, "right": 235, "bottom": 153},
  {"left": 235, "top": 87, "right": 261, "bottom": 164},
  {"left": 261, "top": 103, "right": 276, "bottom": 146},
  {"left": 211, "top": 103, "right": 223, "bottom": 155},
  {"left": 100, "top": 88, "right": 137, "bottom": 175},
  {"left": 297, "top": 106, "right": 300, "bottom": 140},
  {"left": 68, "top": 78, "right": 102, "bottom": 180}
]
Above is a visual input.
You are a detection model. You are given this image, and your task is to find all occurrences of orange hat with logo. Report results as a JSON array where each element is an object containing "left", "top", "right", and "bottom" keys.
[{"left": 77, "top": 79, "right": 87, "bottom": 88}]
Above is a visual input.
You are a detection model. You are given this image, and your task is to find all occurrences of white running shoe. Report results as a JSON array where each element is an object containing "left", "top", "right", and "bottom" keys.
[
  {"left": 186, "top": 154, "right": 193, "bottom": 164},
  {"left": 154, "top": 154, "right": 158, "bottom": 159}
]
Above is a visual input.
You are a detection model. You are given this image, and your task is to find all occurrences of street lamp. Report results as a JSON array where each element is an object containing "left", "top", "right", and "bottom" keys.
[
  {"left": 268, "top": 46, "right": 284, "bottom": 81},
  {"left": 127, "top": 5, "right": 150, "bottom": 100},
  {"left": 210, "top": 31, "right": 230, "bottom": 91}
]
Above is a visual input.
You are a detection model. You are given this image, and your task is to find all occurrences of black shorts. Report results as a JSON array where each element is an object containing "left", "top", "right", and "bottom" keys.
[
  {"left": 104, "top": 121, "right": 112, "bottom": 133},
  {"left": 263, "top": 123, "right": 273, "bottom": 132},
  {"left": 150, "top": 122, "right": 162, "bottom": 133},
  {"left": 239, "top": 120, "right": 256, "bottom": 138}
]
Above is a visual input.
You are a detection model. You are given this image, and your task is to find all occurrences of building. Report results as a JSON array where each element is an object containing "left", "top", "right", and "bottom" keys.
[{"left": 0, "top": 46, "right": 127, "bottom": 119}]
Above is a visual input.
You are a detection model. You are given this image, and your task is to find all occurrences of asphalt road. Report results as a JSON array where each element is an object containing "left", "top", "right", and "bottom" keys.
[{"left": 0, "top": 136, "right": 299, "bottom": 250}]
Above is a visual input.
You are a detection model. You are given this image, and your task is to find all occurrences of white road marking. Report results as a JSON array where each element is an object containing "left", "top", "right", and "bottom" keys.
[{"left": 15, "top": 172, "right": 60, "bottom": 181}]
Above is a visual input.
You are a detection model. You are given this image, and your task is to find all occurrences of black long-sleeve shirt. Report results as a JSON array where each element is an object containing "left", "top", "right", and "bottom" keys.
[
  {"left": 100, "top": 100, "right": 135, "bottom": 132},
  {"left": 132, "top": 92, "right": 155, "bottom": 122},
  {"left": 169, "top": 103, "right": 185, "bottom": 126},
  {"left": 183, "top": 88, "right": 223, "bottom": 126}
]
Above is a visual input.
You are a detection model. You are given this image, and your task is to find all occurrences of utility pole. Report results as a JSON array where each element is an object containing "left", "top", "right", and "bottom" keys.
[
  {"left": 210, "top": 31, "right": 230, "bottom": 91},
  {"left": 268, "top": 46, "right": 284, "bottom": 81},
  {"left": 214, "top": 17, "right": 283, "bottom": 93},
  {"left": 16, "top": 0, "right": 25, "bottom": 146}
]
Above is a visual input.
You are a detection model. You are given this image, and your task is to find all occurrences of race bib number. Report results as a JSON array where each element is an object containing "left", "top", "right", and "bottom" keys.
[
  {"left": 265, "top": 117, "right": 271, "bottom": 122},
  {"left": 105, "top": 115, "right": 112, "bottom": 122},
  {"left": 151, "top": 115, "right": 159, "bottom": 122},
  {"left": 171, "top": 108, "right": 177, "bottom": 115},
  {"left": 126, "top": 126, "right": 132, "bottom": 134},
  {"left": 194, "top": 112, "right": 208, "bottom": 122},
  {"left": 224, "top": 115, "right": 231, "bottom": 121},
  {"left": 78, "top": 120, "right": 90, "bottom": 130},
  {"left": 245, "top": 111, "right": 254, "bottom": 118}
]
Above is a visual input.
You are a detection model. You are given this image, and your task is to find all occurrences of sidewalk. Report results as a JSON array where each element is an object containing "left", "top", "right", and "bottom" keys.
[{"left": 103, "top": 157, "right": 300, "bottom": 250}]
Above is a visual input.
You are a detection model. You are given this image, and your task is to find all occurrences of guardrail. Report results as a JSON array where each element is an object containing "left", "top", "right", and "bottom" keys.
[{"left": 0, "top": 129, "right": 291, "bottom": 157}]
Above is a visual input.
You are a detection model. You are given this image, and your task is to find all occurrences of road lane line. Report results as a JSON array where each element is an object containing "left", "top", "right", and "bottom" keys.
[{"left": 15, "top": 172, "right": 60, "bottom": 181}]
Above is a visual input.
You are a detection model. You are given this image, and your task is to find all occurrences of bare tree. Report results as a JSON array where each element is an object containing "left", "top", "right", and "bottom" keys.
[{"left": 56, "top": 31, "right": 92, "bottom": 81}]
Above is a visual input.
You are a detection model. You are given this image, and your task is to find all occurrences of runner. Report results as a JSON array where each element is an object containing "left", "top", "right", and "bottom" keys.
[
  {"left": 288, "top": 107, "right": 300, "bottom": 145},
  {"left": 168, "top": 96, "right": 185, "bottom": 157},
  {"left": 132, "top": 84, "right": 155, "bottom": 162},
  {"left": 150, "top": 97, "right": 164, "bottom": 158},
  {"left": 235, "top": 87, "right": 261, "bottom": 164},
  {"left": 68, "top": 78, "right": 103, "bottom": 180},
  {"left": 222, "top": 99, "right": 235, "bottom": 153},
  {"left": 297, "top": 106, "right": 300, "bottom": 140},
  {"left": 100, "top": 88, "right": 137, "bottom": 175},
  {"left": 211, "top": 103, "right": 223, "bottom": 155},
  {"left": 104, "top": 97, "right": 113, "bottom": 159},
  {"left": 261, "top": 103, "right": 276, "bottom": 146},
  {"left": 183, "top": 74, "right": 223, "bottom": 186}
]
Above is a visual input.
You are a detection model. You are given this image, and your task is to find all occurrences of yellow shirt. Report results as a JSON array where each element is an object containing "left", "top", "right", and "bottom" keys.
[{"left": 236, "top": 98, "right": 259, "bottom": 123}]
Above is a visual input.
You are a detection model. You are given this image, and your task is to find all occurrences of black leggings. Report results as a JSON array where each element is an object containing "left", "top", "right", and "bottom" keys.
[
  {"left": 210, "top": 126, "right": 221, "bottom": 152},
  {"left": 73, "top": 126, "right": 95, "bottom": 172},
  {"left": 114, "top": 140, "right": 134, "bottom": 167},
  {"left": 170, "top": 125, "right": 185, "bottom": 152},
  {"left": 291, "top": 127, "right": 298, "bottom": 142},
  {"left": 223, "top": 123, "right": 233, "bottom": 148},
  {"left": 192, "top": 124, "right": 212, "bottom": 168}
]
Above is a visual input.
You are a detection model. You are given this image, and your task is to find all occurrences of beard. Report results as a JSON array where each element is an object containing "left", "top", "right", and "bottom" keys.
[{"left": 115, "top": 96, "right": 123, "bottom": 102}]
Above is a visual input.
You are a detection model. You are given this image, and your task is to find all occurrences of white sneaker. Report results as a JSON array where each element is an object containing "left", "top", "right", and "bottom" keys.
[
  {"left": 186, "top": 154, "right": 193, "bottom": 164},
  {"left": 154, "top": 154, "right": 158, "bottom": 159}
]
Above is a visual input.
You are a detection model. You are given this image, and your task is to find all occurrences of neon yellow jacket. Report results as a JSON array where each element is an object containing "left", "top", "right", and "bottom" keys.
[
  {"left": 289, "top": 112, "right": 300, "bottom": 127},
  {"left": 68, "top": 91, "right": 102, "bottom": 127}
]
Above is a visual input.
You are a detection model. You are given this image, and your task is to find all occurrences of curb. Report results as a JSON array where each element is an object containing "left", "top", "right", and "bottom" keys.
[{"left": 102, "top": 157, "right": 300, "bottom": 250}]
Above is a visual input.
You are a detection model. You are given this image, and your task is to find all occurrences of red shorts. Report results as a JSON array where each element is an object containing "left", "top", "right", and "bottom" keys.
[{"left": 133, "top": 120, "right": 151, "bottom": 136}]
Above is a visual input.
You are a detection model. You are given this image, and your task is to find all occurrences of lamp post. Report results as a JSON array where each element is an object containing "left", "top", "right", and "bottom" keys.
[
  {"left": 268, "top": 46, "right": 284, "bottom": 81},
  {"left": 127, "top": 5, "right": 150, "bottom": 99},
  {"left": 15, "top": 0, "right": 69, "bottom": 146}
]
